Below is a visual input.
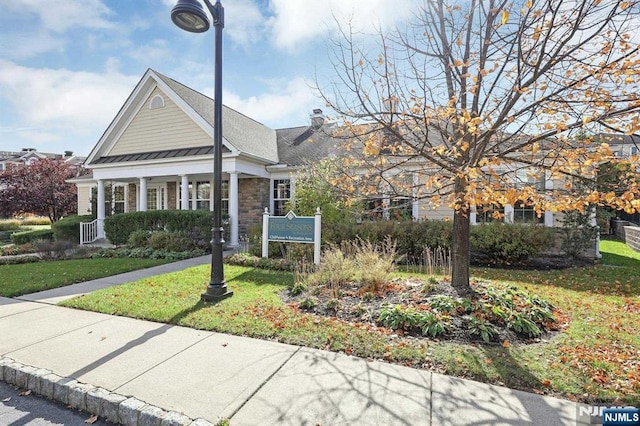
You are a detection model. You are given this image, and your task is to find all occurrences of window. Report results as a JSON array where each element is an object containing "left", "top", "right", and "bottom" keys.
[
  {"left": 632, "top": 146, "right": 639, "bottom": 156},
  {"left": 389, "top": 198, "right": 413, "bottom": 220},
  {"left": 196, "top": 181, "right": 210, "bottom": 210},
  {"left": 149, "top": 95, "right": 165, "bottom": 109},
  {"left": 476, "top": 204, "right": 503, "bottom": 224},
  {"left": 113, "top": 186, "right": 125, "bottom": 214},
  {"left": 273, "top": 179, "right": 291, "bottom": 216},
  {"left": 221, "top": 180, "right": 229, "bottom": 216},
  {"left": 512, "top": 201, "right": 544, "bottom": 224},
  {"left": 147, "top": 188, "right": 158, "bottom": 210},
  {"left": 362, "top": 198, "right": 386, "bottom": 221}
]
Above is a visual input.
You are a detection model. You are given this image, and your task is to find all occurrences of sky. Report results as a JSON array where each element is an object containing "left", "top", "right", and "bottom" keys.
[{"left": 0, "top": 0, "right": 417, "bottom": 157}]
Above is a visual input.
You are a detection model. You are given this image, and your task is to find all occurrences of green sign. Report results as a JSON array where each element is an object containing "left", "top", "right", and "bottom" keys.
[{"left": 268, "top": 211, "right": 315, "bottom": 243}]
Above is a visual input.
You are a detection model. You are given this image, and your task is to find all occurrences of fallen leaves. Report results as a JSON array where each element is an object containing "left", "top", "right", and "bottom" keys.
[
  {"left": 18, "top": 390, "right": 31, "bottom": 397},
  {"left": 84, "top": 415, "right": 98, "bottom": 424}
]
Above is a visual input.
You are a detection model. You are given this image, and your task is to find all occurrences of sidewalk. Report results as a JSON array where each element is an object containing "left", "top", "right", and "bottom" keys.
[{"left": 1, "top": 256, "right": 585, "bottom": 425}]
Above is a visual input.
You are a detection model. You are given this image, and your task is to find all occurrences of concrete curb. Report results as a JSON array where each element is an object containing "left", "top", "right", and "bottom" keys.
[{"left": 0, "top": 356, "right": 216, "bottom": 426}]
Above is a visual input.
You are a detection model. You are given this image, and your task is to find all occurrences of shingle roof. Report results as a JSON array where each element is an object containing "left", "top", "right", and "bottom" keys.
[
  {"left": 276, "top": 124, "right": 342, "bottom": 167},
  {"left": 153, "top": 70, "right": 279, "bottom": 164}
]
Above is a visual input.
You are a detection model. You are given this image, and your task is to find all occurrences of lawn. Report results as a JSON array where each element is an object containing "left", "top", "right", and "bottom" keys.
[
  {"left": 0, "top": 258, "right": 172, "bottom": 297},
  {"left": 61, "top": 239, "right": 639, "bottom": 404}
]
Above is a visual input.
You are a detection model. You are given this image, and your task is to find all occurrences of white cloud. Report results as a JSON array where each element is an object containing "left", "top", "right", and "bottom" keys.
[
  {"left": 0, "top": 61, "right": 138, "bottom": 150},
  {"left": 127, "top": 39, "right": 172, "bottom": 63},
  {"left": 225, "top": 0, "right": 266, "bottom": 46},
  {"left": 267, "top": 0, "right": 418, "bottom": 51},
  {"left": 0, "top": 32, "right": 66, "bottom": 60},
  {"left": 223, "top": 76, "right": 321, "bottom": 127},
  {"left": 2, "top": 0, "right": 116, "bottom": 33}
]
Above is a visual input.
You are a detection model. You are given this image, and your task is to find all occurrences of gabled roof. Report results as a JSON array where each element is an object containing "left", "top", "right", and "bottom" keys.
[
  {"left": 154, "top": 71, "right": 278, "bottom": 163},
  {"left": 86, "top": 69, "right": 278, "bottom": 166},
  {"left": 276, "top": 124, "right": 341, "bottom": 167}
]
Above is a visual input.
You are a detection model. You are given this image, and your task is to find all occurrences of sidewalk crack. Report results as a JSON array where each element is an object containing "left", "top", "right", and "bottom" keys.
[{"left": 228, "top": 346, "right": 302, "bottom": 420}]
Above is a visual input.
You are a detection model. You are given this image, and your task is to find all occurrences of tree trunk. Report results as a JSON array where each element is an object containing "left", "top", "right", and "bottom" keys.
[{"left": 451, "top": 177, "right": 472, "bottom": 296}]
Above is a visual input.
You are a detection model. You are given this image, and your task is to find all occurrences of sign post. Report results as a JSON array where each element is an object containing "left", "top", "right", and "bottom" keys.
[{"left": 262, "top": 208, "right": 321, "bottom": 264}]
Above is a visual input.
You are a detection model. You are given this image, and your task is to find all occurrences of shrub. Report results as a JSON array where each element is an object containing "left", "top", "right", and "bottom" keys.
[
  {"left": 104, "top": 210, "right": 213, "bottom": 245},
  {"left": 466, "top": 315, "right": 499, "bottom": 343},
  {"left": 91, "top": 247, "right": 206, "bottom": 261},
  {"left": 36, "top": 240, "right": 78, "bottom": 260},
  {"left": 377, "top": 304, "right": 449, "bottom": 337},
  {"left": 11, "top": 229, "right": 55, "bottom": 245},
  {"left": 128, "top": 230, "right": 152, "bottom": 248},
  {"left": 0, "top": 243, "right": 37, "bottom": 256},
  {"left": 310, "top": 247, "right": 355, "bottom": 296},
  {"left": 325, "top": 220, "right": 453, "bottom": 259},
  {"left": 225, "top": 252, "right": 294, "bottom": 271},
  {"left": 559, "top": 210, "right": 599, "bottom": 259},
  {"left": 0, "top": 220, "right": 21, "bottom": 231},
  {"left": 378, "top": 304, "right": 422, "bottom": 330},
  {"left": 470, "top": 222, "right": 555, "bottom": 262},
  {"left": 52, "top": 215, "right": 93, "bottom": 243},
  {"left": 148, "top": 231, "right": 191, "bottom": 252},
  {"left": 0, "top": 255, "right": 40, "bottom": 265},
  {"left": 353, "top": 238, "right": 396, "bottom": 293},
  {"left": 20, "top": 217, "right": 51, "bottom": 226}
]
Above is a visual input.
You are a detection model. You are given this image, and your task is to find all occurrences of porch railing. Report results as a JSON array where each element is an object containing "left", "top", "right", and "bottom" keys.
[{"left": 80, "top": 219, "right": 104, "bottom": 245}]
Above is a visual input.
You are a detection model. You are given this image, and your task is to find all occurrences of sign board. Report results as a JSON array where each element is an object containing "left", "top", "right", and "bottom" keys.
[
  {"left": 268, "top": 211, "right": 315, "bottom": 243},
  {"left": 263, "top": 209, "right": 321, "bottom": 264}
]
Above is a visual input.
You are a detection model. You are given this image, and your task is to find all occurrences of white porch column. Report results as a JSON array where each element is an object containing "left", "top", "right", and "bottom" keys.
[
  {"left": 544, "top": 174, "right": 554, "bottom": 227},
  {"left": 228, "top": 172, "right": 239, "bottom": 247},
  {"left": 504, "top": 205, "right": 514, "bottom": 223},
  {"left": 591, "top": 206, "right": 601, "bottom": 259},
  {"left": 139, "top": 177, "right": 147, "bottom": 212},
  {"left": 180, "top": 175, "right": 190, "bottom": 210},
  {"left": 96, "top": 180, "right": 106, "bottom": 238}
]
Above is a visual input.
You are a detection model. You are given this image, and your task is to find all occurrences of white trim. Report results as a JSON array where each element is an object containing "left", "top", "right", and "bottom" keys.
[{"left": 228, "top": 172, "right": 239, "bottom": 247}]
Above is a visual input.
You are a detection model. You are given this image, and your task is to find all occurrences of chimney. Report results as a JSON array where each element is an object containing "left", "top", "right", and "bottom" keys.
[
  {"left": 64, "top": 150, "right": 73, "bottom": 157},
  {"left": 310, "top": 109, "right": 325, "bottom": 130}
]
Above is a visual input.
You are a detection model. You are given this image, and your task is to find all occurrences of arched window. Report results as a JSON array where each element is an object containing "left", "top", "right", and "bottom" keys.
[{"left": 149, "top": 94, "right": 165, "bottom": 110}]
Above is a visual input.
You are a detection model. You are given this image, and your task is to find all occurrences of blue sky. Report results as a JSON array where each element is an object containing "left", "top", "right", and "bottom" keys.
[{"left": 0, "top": 0, "right": 416, "bottom": 156}]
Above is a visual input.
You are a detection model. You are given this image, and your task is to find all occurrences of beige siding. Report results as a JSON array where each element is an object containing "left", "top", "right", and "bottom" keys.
[
  {"left": 416, "top": 201, "right": 454, "bottom": 221},
  {"left": 77, "top": 186, "right": 92, "bottom": 216},
  {"left": 108, "top": 87, "right": 211, "bottom": 156}
]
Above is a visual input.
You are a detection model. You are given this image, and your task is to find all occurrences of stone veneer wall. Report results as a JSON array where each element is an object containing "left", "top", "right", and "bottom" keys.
[
  {"left": 167, "top": 182, "right": 177, "bottom": 210},
  {"left": 622, "top": 226, "right": 640, "bottom": 252},
  {"left": 238, "top": 177, "right": 270, "bottom": 236},
  {"left": 127, "top": 184, "right": 137, "bottom": 212}
]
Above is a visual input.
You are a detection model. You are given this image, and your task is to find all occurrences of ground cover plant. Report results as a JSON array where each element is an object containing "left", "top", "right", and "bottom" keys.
[{"left": 61, "top": 239, "right": 639, "bottom": 404}]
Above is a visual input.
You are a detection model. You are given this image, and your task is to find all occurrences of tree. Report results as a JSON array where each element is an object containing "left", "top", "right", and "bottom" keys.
[
  {"left": 0, "top": 159, "right": 78, "bottom": 222},
  {"left": 319, "top": 0, "right": 640, "bottom": 295},
  {"left": 287, "top": 158, "right": 362, "bottom": 226}
]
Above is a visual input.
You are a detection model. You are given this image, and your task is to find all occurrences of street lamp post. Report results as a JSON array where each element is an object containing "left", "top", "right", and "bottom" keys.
[{"left": 171, "top": 0, "right": 232, "bottom": 302}]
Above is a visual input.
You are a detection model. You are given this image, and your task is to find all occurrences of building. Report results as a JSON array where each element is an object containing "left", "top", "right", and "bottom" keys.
[
  {"left": 70, "top": 69, "right": 338, "bottom": 246},
  {"left": 72, "top": 69, "right": 593, "bottom": 249},
  {"left": 0, "top": 149, "right": 84, "bottom": 172}
]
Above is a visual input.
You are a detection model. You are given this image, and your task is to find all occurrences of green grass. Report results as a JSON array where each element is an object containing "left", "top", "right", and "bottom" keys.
[
  {"left": 61, "top": 240, "right": 640, "bottom": 404},
  {"left": 0, "top": 258, "right": 171, "bottom": 297}
]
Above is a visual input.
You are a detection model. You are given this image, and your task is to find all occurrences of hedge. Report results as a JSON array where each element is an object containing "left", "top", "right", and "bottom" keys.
[
  {"left": 52, "top": 215, "right": 93, "bottom": 243},
  {"left": 11, "top": 229, "right": 55, "bottom": 245},
  {"left": 470, "top": 222, "right": 556, "bottom": 261},
  {"left": 104, "top": 210, "right": 213, "bottom": 245},
  {"left": 251, "top": 219, "right": 555, "bottom": 264}
]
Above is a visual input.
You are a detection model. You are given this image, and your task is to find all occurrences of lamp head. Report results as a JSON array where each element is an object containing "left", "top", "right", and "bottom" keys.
[{"left": 171, "top": 0, "right": 210, "bottom": 33}]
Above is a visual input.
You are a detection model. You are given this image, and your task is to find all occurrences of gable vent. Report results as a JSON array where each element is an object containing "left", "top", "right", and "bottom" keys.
[{"left": 149, "top": 94, "right": 165, "bottom": 110}]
